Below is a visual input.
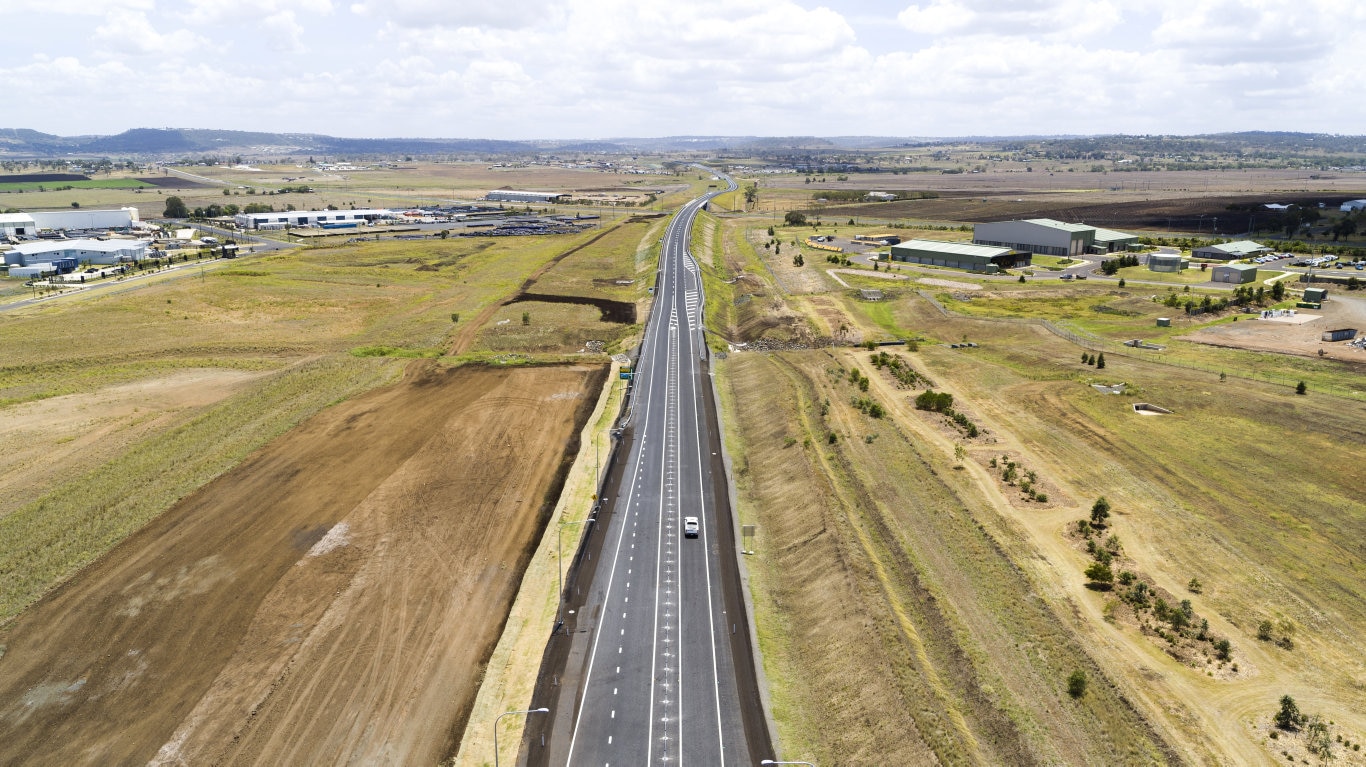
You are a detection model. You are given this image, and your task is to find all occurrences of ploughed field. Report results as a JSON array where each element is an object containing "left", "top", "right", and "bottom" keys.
[{"left": 0, "top": 362, "right": 605, "bottom": 766}]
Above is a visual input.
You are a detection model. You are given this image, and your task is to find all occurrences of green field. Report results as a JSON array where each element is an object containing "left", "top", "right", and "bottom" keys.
[{"left": 0, "top": 178, "right": 154, "bottom": 192}]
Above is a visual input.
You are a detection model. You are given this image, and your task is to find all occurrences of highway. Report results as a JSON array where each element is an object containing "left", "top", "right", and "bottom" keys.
[{"left": 525, "top": 173, "right": 770, "bottom": 766}]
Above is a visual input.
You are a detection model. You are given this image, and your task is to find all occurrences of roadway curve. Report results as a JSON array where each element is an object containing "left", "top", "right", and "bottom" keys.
[{"left": 523, "top": 173, "right": 772, "bottom": 766}]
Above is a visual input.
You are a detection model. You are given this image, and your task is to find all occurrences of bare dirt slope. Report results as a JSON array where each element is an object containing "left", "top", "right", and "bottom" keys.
[{"left": 0, "top": 362, "right": 605, "bottom": 766}]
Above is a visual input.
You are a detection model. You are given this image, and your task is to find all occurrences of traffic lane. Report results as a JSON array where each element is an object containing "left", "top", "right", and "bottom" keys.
[
  {"left": 566, "top": 369, "right": 670, "bottom": 764},
  {"left": 674, "top": 360, "right": 727, "bottom": 765}
]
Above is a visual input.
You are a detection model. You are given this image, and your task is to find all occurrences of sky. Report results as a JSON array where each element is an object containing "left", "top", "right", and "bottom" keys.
[{"left": 3, "top": 0, "right": 1364, "bottom": 140}]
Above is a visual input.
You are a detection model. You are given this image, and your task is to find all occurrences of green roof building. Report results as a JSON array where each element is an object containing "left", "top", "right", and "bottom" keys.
[{"left": 889, "top": 239, "right": 1029, "bottom": 273}]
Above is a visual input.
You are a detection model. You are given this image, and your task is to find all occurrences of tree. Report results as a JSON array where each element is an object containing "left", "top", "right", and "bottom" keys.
[
  {"left": 163, "top": 196, "right": 189, "bottom": 218},
  {"left": 792, "top": 253, "right": 804, "bottom": 267},
  {"left": 1018, "top": 274, "right": 1026, "bottom": 283},
  {"left": 784, "top": 211, "right": 807, "bottom": 226},
  {"left": 1275, "top": 695, "right": 1303, "bottom": 730},
  {"left": 1118, "top": 278, "right": 1126, "bottom": 287},
  {"left": 1305, "top": 714, "right": 1333, "bottom": 763},
  {"left": 767, "top": 226, "right": 775, "bottom": 236},
  {"left": 1091, "top": 496, "right": 1111, "bottom": 526},
  {"left": 522, "top": 311, "right": 530, "bottom": 326},
  {"left": 70, "top": 201, "right": 80, "bottom": 208},
  {"left": 1084, "top": 561, "right": 1114, "bottom": 587},
  {"left": 1081, "top": 352, "right": 1089, "bottom": 364},
  {"left": 1296, "top": 380, "right": 1307, "bottom": 395},
  {"left": 743, "top": 183, "right": 758, "bottom": 208},
  {"left": 1096, "top": 353, "right": 1106, "bottom": 369},
  {"left": 1067, "top": 670, "right": 1088, "bottom": 698},
  {"left": 1271, "top": 280, "right": 1286, "bottom": 301}
]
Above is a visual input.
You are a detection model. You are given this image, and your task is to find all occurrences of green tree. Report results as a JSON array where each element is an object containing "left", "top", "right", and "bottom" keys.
[
  {"left": 1084, "top": 561, "right": 1114, "bottom": 587},
  {"left": 522, "top": 311, "right": 530, "bottom": 326},
  {"left": 784, "top": 210, "right": 807, "bottom": 226},
  {"left": 1096, "top": 352, "right": 1106, "bottom": 369},
  {"left": 1067, "top": 670, "right": 1088, "bottom": 698},
  {"left": 1118, "top": 278, "right": 1126, "bottom": 287},
  {"left": 1271, "top": 280, "right": 1286, "bottom": 301},
  {"left": 1296, "top": 380, "right": 1307, "bottom": 395},
  {"left": 1305, "top": 714, "right": 1333, "bottom": 763},
  {"left": 743, "top": 183, "right": 758, "bottom": 208},
  {"left": 1275, "top": 695, "right": 1303, "bottom": 730},
  {"left": 163, "top": 196, "right": 189, "bottom": 218},
  {"left": 1091, "top": 496, "right": 1111, "bottom": 526}
]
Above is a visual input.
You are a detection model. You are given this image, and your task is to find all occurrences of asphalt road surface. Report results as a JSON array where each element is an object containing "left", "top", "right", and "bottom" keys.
[{"left": 524, "top": 174, "right": 771, "bottom": 766}]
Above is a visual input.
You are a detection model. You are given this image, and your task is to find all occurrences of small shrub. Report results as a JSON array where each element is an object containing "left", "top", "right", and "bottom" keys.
[
  {"left": 1067, "top": 670, "right": 1087, "bottom": 698},
  {"left": 1188, "top": 577, "right": 1202, "bottom": 593}
]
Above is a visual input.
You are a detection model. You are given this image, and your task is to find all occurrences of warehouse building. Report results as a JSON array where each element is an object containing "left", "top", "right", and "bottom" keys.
[
  {"left": 0, "top": 213, "right": 37, "bottom": 238},
  {"left": 4, "top": 239, "right": 150, "bottom": 266},
  {"left": 974, "top": 219, "right": 1096, "bottom": 258},
  {"left": 1192, "top": 240, "right": 1270, "bottom": 260},
  {"left": 1340, "top": 200, "right": 1366, "bottom": 212},
  {"left": 485, "top": 190, "right": 568, "bottom": 203},
  {"left": 1092, "top": 226, "right": 1141, "bottom": 253},
  {"left": 1147, "top": 253, "right": 1186, "bottom": 272},
  {"left": 889, "top": 239, "right": 1029, "bottom": 273},
  {"left": 1211, "top": 263, "right": 1259, "bottom": 284},
  {"left": 1, "top": 208, "right": 139, "bottom": 237},
  {"left": 30, "top": 207, "right": 139, "bottom": 231},
  {"left": 233, "top": 209, "right": 392, "bottom": 230}
]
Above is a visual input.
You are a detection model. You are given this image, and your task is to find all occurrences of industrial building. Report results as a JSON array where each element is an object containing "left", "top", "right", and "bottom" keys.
[
  {"left": 1147, "top": 254, "right": 1186, "bottom": 272},
  {"left": 1211, "top": 263, "right": 1259, "bottom": 283},
  {"left": 1191, "top": 240, "right": 1270, "bottom": 260},
  {"left": 4, "top": 239, "right": 150, "bottom": 266},
  {"left": 1092, "top": 227, "right": 1141, "bottom": 252},
  {"left": 233, "top": 209, "right": 392, "bottom": 230},
  {"left": 974, "top": 219, "right": 1094, "bottom": 257},
  {"left": 485, "top": 190, "right": 567, "bottom": 204},
  {"left": 0, "top": 208, "right": 139, "bottom": 237},
  {"left": 973, "top": 218, "right": 1142, "bottom": 257},
  {"left": 1340, "top": 200, "right": 1366, "bottom": 212},
  {"left": 889, "top": 239, "right": 1029, "bottom": 273}
]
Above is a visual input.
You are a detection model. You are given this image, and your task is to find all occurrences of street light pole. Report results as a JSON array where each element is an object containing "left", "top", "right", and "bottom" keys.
[{"left": 494, "top": 707, "right": 548, "bottom": 767}]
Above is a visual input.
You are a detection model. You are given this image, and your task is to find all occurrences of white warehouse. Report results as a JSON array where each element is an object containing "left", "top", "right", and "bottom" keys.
[
  {"left": 0, "top": 207, "right": 139, "bottom": 237},
  {"left": 4, "top": 239, "right": 151, "bottom": 266},
  {"left": 233, "top": 208, "right": 393, "bottom": 230},
  {"left": 486, "top": 190, "right": 567, "bottom": 203}
]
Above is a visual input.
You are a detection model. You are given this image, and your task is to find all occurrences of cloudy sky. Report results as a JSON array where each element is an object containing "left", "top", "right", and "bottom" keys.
[{"left": 3, "top": 0, "right": 1363, "bottom": 139}]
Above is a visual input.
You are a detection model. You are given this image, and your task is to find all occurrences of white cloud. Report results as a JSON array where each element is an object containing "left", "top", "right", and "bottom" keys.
[
  {"left": 0, "top": 0, "right": 153, "bottom": 14},
  {"left": 93, "top": 9, "right": 207, "bottom": 55},
  {"left": 180, "top": 0, "right": 333, "bottom": 25}
]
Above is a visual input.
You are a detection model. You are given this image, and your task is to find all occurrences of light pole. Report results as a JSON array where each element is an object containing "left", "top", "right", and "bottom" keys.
[
  {"left": 761, "top": 760, "right": 816, "bottom": 766},
  {"left": 557, "top": 516, "right": 594, "bottom": 630},
  {"left": 494, "top": 707, "right": 548, "bottom": 767}
]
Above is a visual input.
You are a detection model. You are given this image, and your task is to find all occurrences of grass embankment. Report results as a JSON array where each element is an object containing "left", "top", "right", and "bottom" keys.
[
  {"left": 0, "top": 227, "right": 631, "bottom": 625},
  {"left": 831, "top": 290, "right": 1366, "bottom": 759},
  {"left": 718, "top": 350, "right": 1175, "bottom": 764}
]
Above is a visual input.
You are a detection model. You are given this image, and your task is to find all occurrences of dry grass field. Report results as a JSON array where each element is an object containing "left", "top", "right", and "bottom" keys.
[{"left": 710, "top": 203, "right": 1366, "bottom": 764}]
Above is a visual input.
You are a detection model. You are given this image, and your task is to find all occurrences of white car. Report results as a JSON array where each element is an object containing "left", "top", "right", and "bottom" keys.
[{"left": 684, "top": 517, "right": 699, "bottom": 538}]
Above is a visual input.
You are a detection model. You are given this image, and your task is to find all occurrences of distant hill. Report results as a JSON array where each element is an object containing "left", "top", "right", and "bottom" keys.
[{"left": 0, "top": 128, "right": 1361, "bottom": 159}]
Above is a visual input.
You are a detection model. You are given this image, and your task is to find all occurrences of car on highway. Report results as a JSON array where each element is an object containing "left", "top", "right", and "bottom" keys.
[{"left": 684, "top": 516, "right": 699, "bottom": 538}]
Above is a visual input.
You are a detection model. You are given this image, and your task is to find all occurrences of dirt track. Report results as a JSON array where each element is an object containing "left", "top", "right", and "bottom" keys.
[{"left": 0, "top": 362, "right": 606, "bottom": 766}]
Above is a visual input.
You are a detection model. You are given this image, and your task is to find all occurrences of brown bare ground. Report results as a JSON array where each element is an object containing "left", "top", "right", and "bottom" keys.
[
  {"left": 1185, "top": 293, "right": 1366, "bottom": 360},
  {"left": 0, "top": 362, "right": 606, "bottom": 766}
]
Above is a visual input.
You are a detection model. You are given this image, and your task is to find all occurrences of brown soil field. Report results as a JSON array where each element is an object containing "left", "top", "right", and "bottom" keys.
[
  {"left": 0, "top": 362, "right": 606, "bottom": 766},
  {"left": 1185, "top": 293, "right": 1366, "bottom": 360}
]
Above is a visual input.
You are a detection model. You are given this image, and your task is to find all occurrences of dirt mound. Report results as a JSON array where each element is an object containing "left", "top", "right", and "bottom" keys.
[{"left": 0, "top": 363, "right": 606, "bottom": 766}]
